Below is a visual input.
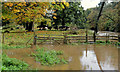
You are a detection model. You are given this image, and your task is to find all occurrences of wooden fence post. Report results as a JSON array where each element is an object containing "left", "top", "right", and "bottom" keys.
[
  {"left": 63, "top": 35, "right": 67, "bottom": 44},
  {"left": 33, "top": 35, "right": 37, "bottom": 45},
  {"left": 93, "top": 32, "right": 96, "bottom": 42},
  {"left": 2, "top": 32, "right": 4, "bottom": 44},
  {"left": 108, "top": 35, "right": 109, "bottom": 42},
  {"left": 86, "top": 29, "right": 88, "bottom": 43},
  {"left": 106, "top": 34, "right": 108, "bottom": 43},
  {"left": 105, "top": 34, "right": 109, "bottom": 43},
  {"left": 118, "top": 35, "right": 120, "bottom": 42}
]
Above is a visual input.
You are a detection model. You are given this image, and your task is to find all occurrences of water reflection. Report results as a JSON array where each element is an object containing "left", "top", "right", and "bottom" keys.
[
  {"left": 80, "top": 44, "right": 118, "bottom": 70},
  {"left": 80, "top": 50, "right": 100, "bottom": 70},
  {"left": 100, "top": 56, "right": 117, "bottom": 70}
]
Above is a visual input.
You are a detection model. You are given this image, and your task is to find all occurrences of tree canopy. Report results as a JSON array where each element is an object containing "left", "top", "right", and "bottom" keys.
[{"left": 2, "top": 2, "right": 69, "bottom": 31}]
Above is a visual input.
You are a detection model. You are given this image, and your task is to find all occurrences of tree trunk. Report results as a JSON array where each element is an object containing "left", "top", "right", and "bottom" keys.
[
  {"left": 25, "top": 22, "right": 29, "bottom": 30},
  {"left": 25, "top": 21, "right": 33, "bottom": 31},
  {"left": 28, "top": 22, "right": 33, "bottom": 31},
  {"left": 95, "top": 2, "right": 105, "bottom": 33}
]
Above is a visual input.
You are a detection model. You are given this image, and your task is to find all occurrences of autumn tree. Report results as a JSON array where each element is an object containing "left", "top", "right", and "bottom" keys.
[
  {"left": 2, "top": 2, "right": 51, "bottom": 31},
  {"left": 2, "top": 2, "right": 69, "bottom": 31}
]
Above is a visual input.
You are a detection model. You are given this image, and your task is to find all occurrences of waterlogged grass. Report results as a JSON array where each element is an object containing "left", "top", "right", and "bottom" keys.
[
  {"left": 31, "top": 47, "right": 68, "bottom": 66},
  {"left": 68, "top": 40, "right": 120, "bottom": 46},
  {"left": 2, "top": 44, "right": 31, "bottom": 49},
  {"left": 2, "top": 54, "right": 29, "bottom": 70},
  {"left": 95, "top": 41, "right": 120, "bottom": 46}
]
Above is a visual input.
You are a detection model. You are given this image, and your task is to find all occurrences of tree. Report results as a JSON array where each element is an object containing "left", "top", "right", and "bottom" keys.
[
  {"left": 53, "top": 2, "right": 85, "bottom": 30},
  {"left": 2, "top": 2, "right": 51, "bottom": 31},
  {"left": 2, "top": 2, "right": 69, "bottom": 31},
  {"left": 85, "top": 1, "right": 120, "bottom": 32}
]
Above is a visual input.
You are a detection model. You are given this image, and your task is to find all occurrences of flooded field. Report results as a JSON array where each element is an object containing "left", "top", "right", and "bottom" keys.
[{"left": 3, "top": 44, "right": 118, "bottom": 70}]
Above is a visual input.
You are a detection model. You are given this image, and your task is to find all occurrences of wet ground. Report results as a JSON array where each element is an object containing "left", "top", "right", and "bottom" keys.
[{"left": 3, "top": 44, "right": 118, "bottom": 70}]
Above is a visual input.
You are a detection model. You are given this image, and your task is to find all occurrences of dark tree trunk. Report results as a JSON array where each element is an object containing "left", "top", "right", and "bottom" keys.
[
  {"left": 25, "top": 22, "right": 29, "bottom": 30},
  {"left": 95, "top": 2, "right": 105, "bottom": 33},
  {"left": 25, "top": 21, "right": 33, "bottom": 31},
  {"left": 28, "top": 22, "right": 33, "bottom": 31}
]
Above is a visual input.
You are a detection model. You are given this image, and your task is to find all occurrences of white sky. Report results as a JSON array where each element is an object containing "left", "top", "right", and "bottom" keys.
[{"left": 81, "top": 0, "right": 101, "bottom": 10}]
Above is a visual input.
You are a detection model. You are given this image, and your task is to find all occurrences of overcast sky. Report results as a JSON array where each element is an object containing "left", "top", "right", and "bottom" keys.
[{"left": 81, "top": 0, "right": 101, "bottom": 10}]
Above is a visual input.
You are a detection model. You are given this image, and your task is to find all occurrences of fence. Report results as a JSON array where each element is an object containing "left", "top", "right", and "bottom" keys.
[
  {"left": 33, "top": 34, "right": 120, "bottom": 45},
  {"left": 2, "top": 32, "right": 120, "bottom": 45}
]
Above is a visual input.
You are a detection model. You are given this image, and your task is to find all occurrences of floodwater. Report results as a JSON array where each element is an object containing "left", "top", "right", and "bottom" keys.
[{"left": 3, "top": 44, "right": 118, "bottom": 70}]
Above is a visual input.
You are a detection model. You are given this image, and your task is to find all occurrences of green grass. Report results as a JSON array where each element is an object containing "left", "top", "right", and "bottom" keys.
[
  {"left": 2, "top": 54, "right": 29, "bottom": 70},
  {"left": 2, "top": 44, "right": 31, "bottom": 49},
  {"left": 67, "top": 40, "right": 120, "bottom": 46},
  {"left": 30, "top": 47, "right": 68, "bottom": 66},
  {"left": 95, "top": 41, "right": 120, "bottom": 46}
]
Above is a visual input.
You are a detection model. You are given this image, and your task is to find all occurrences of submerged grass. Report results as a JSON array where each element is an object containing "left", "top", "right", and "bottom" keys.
[
  {"left": 30, "top": 47, "right": 68, "bottom": 66},
  {"left": 2, "top": 54, "right": 29, "bottom": 70}
]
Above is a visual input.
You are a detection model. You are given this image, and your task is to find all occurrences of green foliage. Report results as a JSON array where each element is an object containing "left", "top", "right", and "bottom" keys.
[
  {"left": 114, "top": 42, "right": 120, "bottom": 46},
  {"left": 86, "top": 2, "right": 120, "bottom": 32},
  {"left": 2, "top": 54, "right": 29, "bottom": 70},
  {"left": 96, "top": 41, "right": 106, "bottom": 44},
  {"left": 53, "top": 2, "right": 85, "bottom": 29},
  {"left": 31, "top": 48, "right": 68, "bottom": 66}
]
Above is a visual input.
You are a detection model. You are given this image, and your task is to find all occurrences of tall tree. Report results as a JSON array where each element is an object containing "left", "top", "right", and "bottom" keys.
[{"left": 53, "top": 2, "right": 85, "bottom": 30}]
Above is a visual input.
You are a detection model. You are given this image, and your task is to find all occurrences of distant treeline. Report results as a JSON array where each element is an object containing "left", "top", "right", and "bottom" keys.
[{"left": 85, "top": 2, "right": 120, "bottom": 32}]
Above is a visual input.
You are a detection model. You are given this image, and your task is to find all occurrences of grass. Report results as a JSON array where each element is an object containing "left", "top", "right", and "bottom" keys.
[
  {"left": 30, "top": 47, "right": 68, "bottom": 66},
  {"left": 68, "top": 40, "right": 120, "bottom": 47},
  {"left": 95, "top": 41, "right": 120, "bottom": 46},
  {"left": 3, "top": 32, "right": 34, "bottom": 45},
  {"left": 2, "top": 54, "right": 29, "bottom": 70},
  {"left": 2, "top": 44, "right": 31, "bottom": 49}
]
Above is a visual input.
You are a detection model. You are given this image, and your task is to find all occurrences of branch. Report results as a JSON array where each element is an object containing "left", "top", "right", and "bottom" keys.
[{"left": 102, "top": 14, "right": 115, "bottom": 22}]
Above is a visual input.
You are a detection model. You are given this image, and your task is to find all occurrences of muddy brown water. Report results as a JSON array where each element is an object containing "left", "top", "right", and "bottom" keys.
[{"left": 3, "top": 44, "right": 118, "bottom": 70}]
